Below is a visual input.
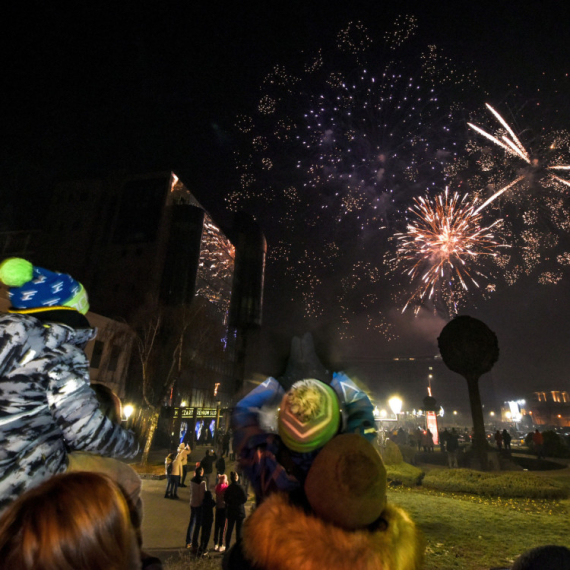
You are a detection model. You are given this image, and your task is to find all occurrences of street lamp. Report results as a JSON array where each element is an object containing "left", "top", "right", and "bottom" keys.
[
  {"left": 388, "top": 396, "right": 403, "bottom": 423},
  {"left": 123, "top": 404, "right": 134, "bottom": 422}
]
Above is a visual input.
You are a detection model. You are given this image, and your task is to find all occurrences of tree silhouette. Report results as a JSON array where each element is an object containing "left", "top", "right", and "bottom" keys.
[{"left": 438, "top": 315, "right": 499, "bottom": 470}]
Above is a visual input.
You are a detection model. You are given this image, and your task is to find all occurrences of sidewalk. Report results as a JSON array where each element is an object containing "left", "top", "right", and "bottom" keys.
[{"left": 137, "top": 444, "right": 247, "bottom": 561}]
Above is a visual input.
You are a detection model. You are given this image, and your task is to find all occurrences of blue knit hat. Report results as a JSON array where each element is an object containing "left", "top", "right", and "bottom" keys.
[{"left": 0, "top": 258, "right": 89, "bottom": 315}]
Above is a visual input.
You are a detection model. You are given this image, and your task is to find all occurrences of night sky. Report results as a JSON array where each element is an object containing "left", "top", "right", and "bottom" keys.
[{"left": 3, "top": 2, "right": 570, "bottom": 403}]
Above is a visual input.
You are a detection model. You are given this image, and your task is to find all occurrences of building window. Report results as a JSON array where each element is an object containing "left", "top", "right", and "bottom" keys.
[
  {"left": 535, "top": 392, "right": 547, "bottom": 402},
  {"left": 107, "top": 345, "right": 121, "bottom": 372},
  {"left": 563, "top": 392, "right": 570, "bottom": 403},
  {"left": 552, "top": 391, "right": 561, "bottom": 403},
  {"left": 90, "top": 341, "right": 104, "bottom": 369}
]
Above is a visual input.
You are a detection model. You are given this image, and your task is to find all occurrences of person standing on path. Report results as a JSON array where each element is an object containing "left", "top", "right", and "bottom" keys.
[
  {"left": 533, "top": 429, "right": 545, "bottom": 459},
  {"left": 224, "top": 471, "right": 247, "bottom": 551},
  {"left": 198, "top": 490, "right": 216, "bottom": 557},
  {"left": 169, "top": 451, "right": 183, "bottom": 499},
  {"left": 446, "top": 428, "right": 460, "bottom": 468},
  {"left": 215, "top": 455, "right": 226, "bottom": 486},
  {"left": 502, "top": 429, "right": 512, "bottom": 451},
  {"left": 178, "top": 444, "right": 191, "bottom": 487},
  {"left": 494, "top": 430, "right": 503, "bottom": 451},
  {"left": 213, "top": 474, "right": 228, "bottom": 553},
  {"left": 200, "top": 449, "right": 216, "bottom": 490},
  {"left": 222, "top": 430, "right": 231, "bottom": 458},
  {"left": 186, "top": 466, "right": 206, "bottom": 553}
]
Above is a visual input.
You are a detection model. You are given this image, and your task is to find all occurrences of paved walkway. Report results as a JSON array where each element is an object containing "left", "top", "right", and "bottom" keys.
[{"left": 137, "top": 445, "right": 248, "bottom": 561}]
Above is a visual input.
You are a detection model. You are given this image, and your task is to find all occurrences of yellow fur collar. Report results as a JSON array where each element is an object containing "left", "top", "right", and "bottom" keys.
[{"left": 242, "top": 493, "right": 424, "bottom": 570}]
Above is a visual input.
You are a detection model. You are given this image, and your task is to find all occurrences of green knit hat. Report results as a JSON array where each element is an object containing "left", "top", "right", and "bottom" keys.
[{"left": 278, "top": 379, "right": 341, "bottom": 453}]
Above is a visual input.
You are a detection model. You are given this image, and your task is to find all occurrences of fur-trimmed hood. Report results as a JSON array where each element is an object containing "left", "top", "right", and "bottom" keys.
[{"left": 241, "top": 493, "right": 424, "bottom": 570}]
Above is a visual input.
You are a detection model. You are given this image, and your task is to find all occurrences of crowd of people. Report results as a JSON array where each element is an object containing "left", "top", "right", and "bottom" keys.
[{"left": 0, "top": 259, "right": 566, "bottom": 570}]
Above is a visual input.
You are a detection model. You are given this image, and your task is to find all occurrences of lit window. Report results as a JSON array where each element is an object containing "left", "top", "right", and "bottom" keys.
[
  {"left": 552, "top": 391, "right": 561, "bottom": 403},
  {"left": 563, "top": 392, "right": 570, "bottom": 403}
]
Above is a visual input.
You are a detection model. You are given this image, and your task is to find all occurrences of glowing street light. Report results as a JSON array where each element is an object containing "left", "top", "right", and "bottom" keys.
[
  {"left": 388, "top": 396, "right": 403, "bottom": 423},
  {"left": 123, "top": 404, "right": 134, "bottom": 421}
]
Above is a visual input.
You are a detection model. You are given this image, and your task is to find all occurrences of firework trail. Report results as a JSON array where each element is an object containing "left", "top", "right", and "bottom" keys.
[
  {"left": 468, "top": 104, "right": 570, "bottom": 211},
  {"left": 464, "top": 102, "right": 570, "bottom": 285}
]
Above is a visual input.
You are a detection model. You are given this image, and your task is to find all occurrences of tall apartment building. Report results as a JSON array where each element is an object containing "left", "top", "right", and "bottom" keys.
[{"left": 33, "top": 171, "right": 265, "bottom": 410}]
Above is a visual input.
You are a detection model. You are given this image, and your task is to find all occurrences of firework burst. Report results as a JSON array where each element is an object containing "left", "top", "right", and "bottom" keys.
[
  {"left": 393, "top": 187, "right": 505, "bottom": 314},
  {"left": 228, "top": 17, "right": 481, "bottom": 340}
]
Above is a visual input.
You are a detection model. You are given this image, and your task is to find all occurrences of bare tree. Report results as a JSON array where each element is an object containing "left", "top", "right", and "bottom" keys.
[{"left": 132, "top": 296, "right": 225, "bottom": 465}]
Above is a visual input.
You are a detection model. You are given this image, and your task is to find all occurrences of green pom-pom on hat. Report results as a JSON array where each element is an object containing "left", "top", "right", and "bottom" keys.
[{"left": 0, "top": 258, "right": 34, "bottom": 287}]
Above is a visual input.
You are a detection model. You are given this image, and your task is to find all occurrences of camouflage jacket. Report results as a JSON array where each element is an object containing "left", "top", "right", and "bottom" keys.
[{"left": 0, "top": 313, "right": 139, "bottom": 512}]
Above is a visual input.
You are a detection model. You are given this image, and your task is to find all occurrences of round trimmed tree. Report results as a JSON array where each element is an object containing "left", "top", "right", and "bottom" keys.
[{"left": 438, "top": 315, "right": 499, "bottom": 470}]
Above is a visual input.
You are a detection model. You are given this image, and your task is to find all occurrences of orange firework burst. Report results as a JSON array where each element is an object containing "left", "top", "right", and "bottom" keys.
[{"left": 394, "top": 188, "right": 505, "bottom": 313}]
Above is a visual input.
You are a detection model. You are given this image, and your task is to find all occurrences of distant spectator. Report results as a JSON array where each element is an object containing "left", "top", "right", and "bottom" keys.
[
  {"left": 422, "top": 429, "right": 434, "bottom": 452},
  {"left": 178, "top": 444, "right": 191, "bottom": 487},
  {"left": 224, "top": 471, "right": 247, "bottom": 550},
  {"left": 199, "top": 490, "right": 216, "bottom": 556},
  {"left": 533, "top": 429, "right": 545, "bottom": 459},
  {"left": 494, "top": 430, "right": 503, "bottom": 450},
  {"left": 415, "top": 427, "right": 423, "bottom": 451},
  {"left": 215, "top": 455, "right": 226, "bottom": 485},
  {"left": 200, "top": 449, "right": 217, "bottom": 490},
  {"left": 186, "top": 466, "right": 207, "bottom": 553},
  {"left": 214, "top": 474, "right": 228, "bottom": 552},
  {"left": 440, "top": 428, "right": 450, "bottom": 453},
  {"left": 447, "top": 428, "right": 460, "bottom": 468},
  {"left": 0, "top": 472, "right": 141, "bottom": 570},
  {"left": 502, "top": 429, "right": 512, "bottom": 451},
  {"left": 169, "top": 451, "right": 183, "bottom": 499},
  {"left": 222, "top": 430, "right": 231, "bottom": 457},
  {"left": 164, "top": 452, "right": 176, "bottom": 498}
]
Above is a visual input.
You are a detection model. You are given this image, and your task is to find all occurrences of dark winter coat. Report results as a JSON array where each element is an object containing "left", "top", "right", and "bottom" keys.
[
  {"left": 224, "top": 481, "right": 247, "bottom": 519},
  {"left": 0, "top": 312, "right": 139, "bottom": 513},
  {"left": 200, "top": 452, "right": 216, "bottom": 474},
  {"left": 215, "top": 456, "right": 226, "bottom": 474},
  {"left": 201, "top": 490, "right": 216, "bottom": 525}
]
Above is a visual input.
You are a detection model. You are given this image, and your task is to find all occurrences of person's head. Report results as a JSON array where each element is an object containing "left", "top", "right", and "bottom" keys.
[
  {"left": 91, "top": 383, "right": 122, "bottom": 425},
  {"left": 230, "top": 471, "right": 239, "bottom": 483},
  {"left": 218, "top": 474, "right": 228, "bottom": 486},
  {"left": 0, "top": 257, "right": 89, "bottom": 315},
  {"left": 196, "top": 466, "right": 204, "bottom": 477},
  {"left": 278, "top": 378, "right": 341, "bottom": 453},
  {"left": 512, "top": 545, "right": 570, "bottom": 570},
  {"left": 205, "top": 449, "right": 211, "bottom": 456},
  {"left": 0, "top": 472, "right": 140, "bottom": 570}
]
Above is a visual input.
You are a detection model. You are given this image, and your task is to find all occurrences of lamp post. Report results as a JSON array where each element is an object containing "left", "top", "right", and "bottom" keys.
[
  {"left": 388, "top": 396, "right": 403, "bottom": 425},
  {"left": 123, "top": 404, "right": 134, "bottom": 428}
]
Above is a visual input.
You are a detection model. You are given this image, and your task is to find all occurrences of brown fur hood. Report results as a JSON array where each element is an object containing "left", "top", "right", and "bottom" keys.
[{"left": 242, "top": 493, "right": 424, "bottom": 570}]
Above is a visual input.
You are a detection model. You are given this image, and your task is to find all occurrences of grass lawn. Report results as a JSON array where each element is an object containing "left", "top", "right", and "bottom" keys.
[
  {"left": 388, "top": 485, "right": 570, "bottom": 570},
  {"left": 159, "top": 467, "right": 570, "bottom": 570}
]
